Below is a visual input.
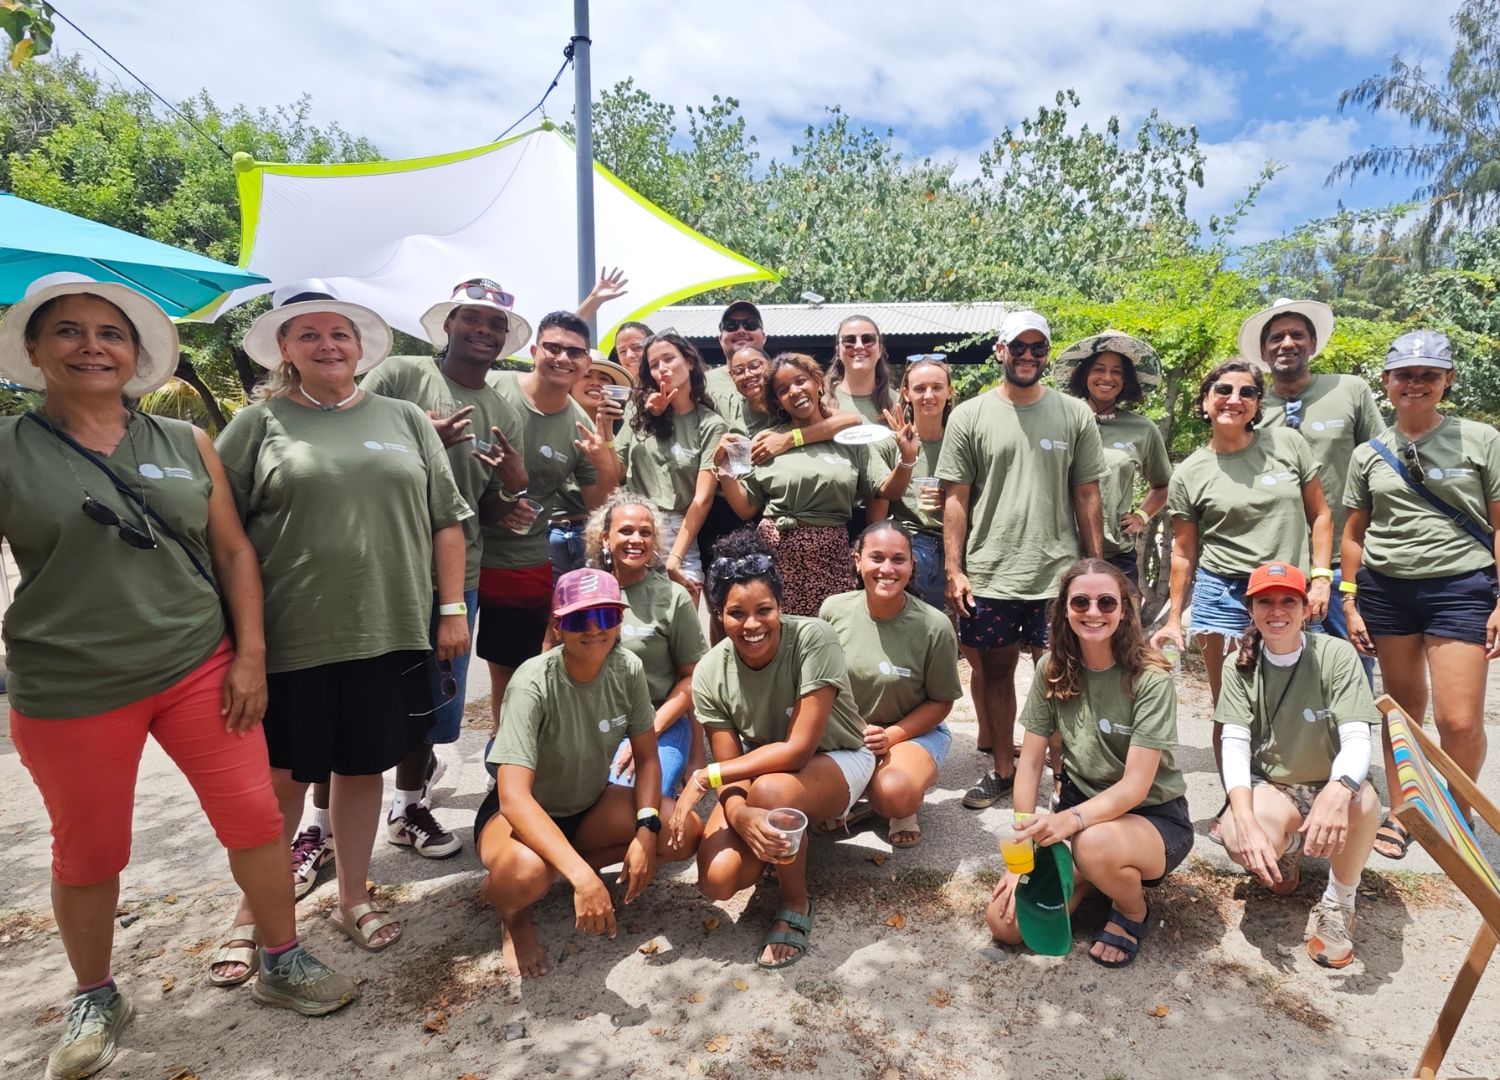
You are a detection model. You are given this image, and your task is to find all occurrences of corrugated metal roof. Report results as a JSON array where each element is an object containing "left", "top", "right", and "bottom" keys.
[{"left": 656, "top": 301, "right": 1015, "bottom": 340}]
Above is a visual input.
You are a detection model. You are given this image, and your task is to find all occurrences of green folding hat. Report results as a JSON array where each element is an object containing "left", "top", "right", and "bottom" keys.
[{"left": 1016, "top": 841, "right": 1075, "bottom": 956}]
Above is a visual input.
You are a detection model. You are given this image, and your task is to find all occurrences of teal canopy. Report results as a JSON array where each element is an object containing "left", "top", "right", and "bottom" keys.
[{"left": 0, "top": 193, "right": 268, "bottom": 316}]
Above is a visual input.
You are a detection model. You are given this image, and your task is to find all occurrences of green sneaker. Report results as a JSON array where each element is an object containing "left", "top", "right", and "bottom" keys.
[
  {"left": 46, "top": 985, "right": 133, "bottom": 1080},
  {"left": 252, "top": 945, "right": 359, "bottom": 1016}
]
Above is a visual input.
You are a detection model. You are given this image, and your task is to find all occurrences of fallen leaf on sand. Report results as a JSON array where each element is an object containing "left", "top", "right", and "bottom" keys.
[
  {"left": 1148, "top": 1004, "right": 1169, "bottom": 1018},
  {"left": 459, "top": 1075, "right": 481, "bottom": 1080},
  {"left": 164, "top": 1068, "right": 199, "bottom": 1080},
  {"left": 160, "top": 975, "right": 175, "bottom": 994},
  {"left": 686, "top": 1058, "right": 702, "bottom": 1075},
  {"left": 886, "top": 912, "right": 907, "bottom": 929},
  {"left": 424, "top": 1012, "right": 449, "bottom": 1034},
  {"left": 163, "top": 895, "right": 178, "bottom": 905},
  {"left": 34, "top": 1005, "right": 63, "bottom": 1026},
  {"left": 649, "top": 1027, "right": 664, "bottom": 1036},
  {"left": 929, "top": 989, "right": 951, "bottom": 1008},
  {"left": 733, "top": 978, "right": 749, "bottom": 992},
  {"left": 703, "top": 916, "right": 721, "bottom": 932},
  {"left": 687, "top": 991, "right": 705, "bottom": 1004},
  {"left": 639, "top": 940, "right": 660, "bottom": 955},
  {"left": 705, "top": 1034, "right": 732, "bottom": 1053},
  {"left": 870, "top": 853, "right": 888, "bottom": 866}
]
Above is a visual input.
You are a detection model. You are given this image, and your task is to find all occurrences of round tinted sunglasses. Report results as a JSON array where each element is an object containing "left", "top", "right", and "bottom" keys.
[
  {"left": 1067, "top": 593, "right": 1120, "bottom": 613},
  {"left": 559, "top": 606, "right": 624, "bottom": 633}
]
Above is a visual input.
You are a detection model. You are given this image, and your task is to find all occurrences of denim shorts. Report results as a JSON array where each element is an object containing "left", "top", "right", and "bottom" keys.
[
  {"left": 548, "top": 523, "right": 587, "bottom": 579},
  {"left": 1058, "top": 776, "right": 1193, "bottom": 887},
  {"left": 910, "top": 532, "right": 947, "bottom": 612},
  {"left": 1356, "top": 564, "right": 1498, "bottom": 645},
  {"left": 1188, "top": 566, "right": 1251, "bottom": 639},
  {"left": 609, "top": 712, "right": 694, "bottom": 798},
  {"left": 906, "top": 722, "right": 952, "bottom": 769}
]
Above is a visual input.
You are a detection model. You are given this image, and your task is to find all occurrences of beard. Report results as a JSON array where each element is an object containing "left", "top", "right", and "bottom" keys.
[{"left": 1003, "top": 359, "right": 1046, "bottom": 388}]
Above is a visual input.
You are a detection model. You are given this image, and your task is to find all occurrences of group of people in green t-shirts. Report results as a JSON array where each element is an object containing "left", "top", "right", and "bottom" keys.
[{"left": 2, "top": 267, "right": 1497, "bottom": 1078}]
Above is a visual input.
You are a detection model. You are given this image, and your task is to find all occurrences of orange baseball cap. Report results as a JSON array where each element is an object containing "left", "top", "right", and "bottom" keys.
[{"left": 1245, "top": 561, "right": 1307, "bottom": 598}]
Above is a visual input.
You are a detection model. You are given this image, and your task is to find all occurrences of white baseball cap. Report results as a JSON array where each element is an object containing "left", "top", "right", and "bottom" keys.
[{"left": 999, "top": 309, "right": 1051, "bottom": 344}]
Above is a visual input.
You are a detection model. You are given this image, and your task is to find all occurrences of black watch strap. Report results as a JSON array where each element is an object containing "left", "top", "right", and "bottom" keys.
[
  {"left": 636, "top": 813, "right": 662, "bottom": 834},
  {"left": 1337, "top": 775, "right": 1361, "bottom": 796}
]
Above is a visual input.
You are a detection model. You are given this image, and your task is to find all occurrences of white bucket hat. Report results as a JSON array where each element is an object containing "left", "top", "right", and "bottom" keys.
[
  {"left": 241, "top": 279, "right": 392, "bottom": 374},
  {"left": 1055, "top": 329, "right": 1162, "bottom": 390},
  {"left": 419, "top": 278, "right": 533, "bottom": 358},
  {"left": 1238, "top": 298, "right": 1335, "bottom": 365},
  {"left": 0, "top": 272, "right": 180, "bottom": 396}
]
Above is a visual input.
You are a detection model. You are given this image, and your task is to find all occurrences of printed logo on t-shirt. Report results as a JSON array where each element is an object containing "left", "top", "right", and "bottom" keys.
[
  {"left": 1097, "top": 717, "right": 1133, "bottom": 736},
  {"left": 597, "top": 714, "right": 629, "bottom": 733},
  {"left": 620, "top": 623, "right": 655, "bottom": 640},
  {"left": 137, "top": 462, "right": 195, "bottom": 481},
  {"left": 1309, "top": 419, "right": 1345, "bottom": 433},
  {"left": 361, "top": 440, "right": 411, "bottom": 453},
  {"left": 1302, "top": 707, "right": 1334, "bottom": 724},
  {"left": 1110, "top": 441, "right": 1136, "bottom": 451},
  {"left": 1039, "top": 438, "right": 1069, "bottom": 451},
  {"left": 540, "top": 444, "right": 557, "bottom": 459},
  {"left": 1428, "top": 467, "right": 1470, "bottom": 481},
  {"left": 672, "top": 443, "right": 693, "bottom": 460},
  {"left": 820, "top": 454, "right": 852, "bottom": 468},
  {"left": 1259, "top": 470, "right": 1298, "bottom": 487},
  {"left": 877, "top": 659, "right": 914, "bottom": 678}
]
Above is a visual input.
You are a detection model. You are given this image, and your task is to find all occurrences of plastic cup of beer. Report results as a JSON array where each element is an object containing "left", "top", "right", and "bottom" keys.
[
  {"left": 602, "top": 383, "right": 632, "bottom": 403},
  {"left": 766, "top": 807, "right": 809, "bottom": 865},
  {"left": 725, "top": 438, "right": 754, "bottom": 477},
  {"left": 506, "top": 497, "right": 544, "bottom": 534},
  {"left": 999, "top": 822, "right": 1035, "bottom": 876},
  {"left": 916, "top": 476, "right": 942, "bottom": 512}
]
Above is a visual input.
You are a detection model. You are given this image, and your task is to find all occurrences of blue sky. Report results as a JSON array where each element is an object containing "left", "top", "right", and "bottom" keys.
[{"left": 50, "top": 1, "right": 1459, "bottom": 248}]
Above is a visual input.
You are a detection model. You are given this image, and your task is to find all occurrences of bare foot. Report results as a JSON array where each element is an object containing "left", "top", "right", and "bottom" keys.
[
  {"left": 757, "top": 899, "right": 810, "bottom": 967},
  {"left": 502, "top": 914, "right": 550, "bottom": 977}
]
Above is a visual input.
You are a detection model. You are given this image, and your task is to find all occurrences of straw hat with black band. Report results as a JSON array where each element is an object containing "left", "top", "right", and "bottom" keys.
[
  {"left": 1237, "top": 298, "right": 1335, "bottom": 366},
  {"left": 242, "top": 280, "right": 392, "bottom": 375}
]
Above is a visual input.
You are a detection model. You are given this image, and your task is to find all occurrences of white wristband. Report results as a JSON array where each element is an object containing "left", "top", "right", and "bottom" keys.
[{"left": 438, "top": 602, "right": 468, "bottom": 617}]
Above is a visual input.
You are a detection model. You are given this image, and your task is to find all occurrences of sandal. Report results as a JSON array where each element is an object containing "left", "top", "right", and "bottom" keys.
[
  {"left": 755, "top": 898, "right": 815, "bottom": 971},
  {"left": 1373, "top": 816, "right": 1411, "bottom": 860},
  {"left": 887, "top": 813, "right": 922, "bottom": 849},
  {"left": 1089, "top": 904, "right": 1150, "bottom": 969},
  {"left": 331, "top": 902, "right": 402, "bottom": 952},
  {"left": 815, "top": 799, "right": 875, "bottom": 835},
  {"left": 208, "top": 924, "right": 258, "bottom": 987}
]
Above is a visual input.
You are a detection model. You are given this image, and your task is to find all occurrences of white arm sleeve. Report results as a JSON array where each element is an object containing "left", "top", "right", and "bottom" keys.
[
  {"left": 1221, "top": 725, "right": 1252, "bottom": 793},
  {"left": 1329, "top": 721, "right": 1373, "bottom": 787}
]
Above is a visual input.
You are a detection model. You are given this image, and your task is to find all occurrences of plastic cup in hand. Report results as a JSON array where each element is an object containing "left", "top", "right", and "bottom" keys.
[
  {"left": 1160, "top": 642, "right": 1182, "bottom": 673},
  {"left": 765, "top": 807, "right": 809, "bottom": 866},
  {"left": 602, "top": 384, "right": 632, "bottom": 403},
  {"left": 506, "top": 497, "right": 544, "bottom": 534},
  {"left": 916, "top": 476, "right": 942, "bottom": 513},
  {"left": 999, "top": 823, "right": 1035, "bottom": 876},
  {"left": 725, "top": 439, "right": 754, "bottom": 477}
]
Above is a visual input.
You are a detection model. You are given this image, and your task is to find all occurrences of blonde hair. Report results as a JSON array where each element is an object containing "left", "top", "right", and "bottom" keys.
[
  {"left": 252, "top": 311, "right": 363, "bottom": 402},
  {"left": 585, "top": 491, "right": 666, "bottom": 571}
]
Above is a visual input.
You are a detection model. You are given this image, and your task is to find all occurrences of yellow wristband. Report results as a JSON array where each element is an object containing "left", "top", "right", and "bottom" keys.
[
  {"left": 1339, "top": 579, "right": 1358, "bottom": 596},
  {"left": 1014, "top": 811, "right": 1034, "bottom": 821},
  {"left": 791, "top": 428, "right": 805, "bottom": 448},
  {"left": 1309, "top": 567, "right": 1334, "bottom": 581},
  {"left": 706, "top": 763, "right": 723, "bottom": 789}
]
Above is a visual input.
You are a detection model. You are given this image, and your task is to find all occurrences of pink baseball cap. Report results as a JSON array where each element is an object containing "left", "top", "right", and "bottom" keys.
[{"left": 552, "top": 569, "right": 627, "bottom": 618}]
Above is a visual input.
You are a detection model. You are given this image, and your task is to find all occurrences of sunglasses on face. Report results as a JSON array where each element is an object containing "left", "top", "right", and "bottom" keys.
[
  {"left": 1211, "top": 383, "right": 1261, "bottom": 400},
  {"left": 1390, "top": 369, "right": 1446, "bottom": 385},
  {"left": 538, "top": 340, "right": 591, "bottom": 363},
  {"left": 841, "top": 333, "right": 879, "bottom": 347},
  {"left": 456, "top": 281, "right": 514, "bottom": 308},
  {"left": 558, "top": 606, "right": 624, "bottom": 633},
  {"left": 1067, "top": 593, "right": 1121, "bottom": 614},
  {"left": 82, "top": 496, "right": 157, "bottom": 549},
  {"left": 1006, "top": 341, "right": 1050, "bottom": 359},
  {"left": 1402, "top": 442, "right": 1426, "bottom": 485},
  {"left": 720, "top": 318, "right": 762, "bottom": 333}
]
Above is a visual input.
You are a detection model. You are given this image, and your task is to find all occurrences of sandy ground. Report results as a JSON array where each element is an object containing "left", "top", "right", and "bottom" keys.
[{"left": 2, "top": 653, "right": 1499, "bottom": 1080}]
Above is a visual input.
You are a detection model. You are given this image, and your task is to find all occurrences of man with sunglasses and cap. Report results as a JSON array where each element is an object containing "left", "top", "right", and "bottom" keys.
[
  {"left": 938, "top": 310, "right": 1106, "bottom": 810},
  {"left": 1244, "top": 298, "right": 1382, "bottom": 660},
  {"left": 360, "top": 277, "right": 533, "bottom": 857}
]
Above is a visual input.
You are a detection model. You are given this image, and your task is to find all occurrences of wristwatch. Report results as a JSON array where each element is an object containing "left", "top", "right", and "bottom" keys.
[
  {"left": 1336, "top": 775, "right": 1361, "bottom": 796},
  {"left": 636, "top": 810, "right": 662, "bottom": 834}
]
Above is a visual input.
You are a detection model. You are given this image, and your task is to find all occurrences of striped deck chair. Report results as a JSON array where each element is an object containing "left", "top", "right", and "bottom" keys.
[{"left": 1378, "top": 695, "right": 1500, "bottom": 1079}]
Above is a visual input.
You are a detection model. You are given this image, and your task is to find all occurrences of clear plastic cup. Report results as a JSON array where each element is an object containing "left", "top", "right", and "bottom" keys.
[
  {"left": 724, "top": 439, "right": 754, "bottom": 477},
  {"left": 766, "top": 807, "right": 809, "bottom": 865},
  {"left": 602, "top": 383, "right": 632, "bottom": 403},
  {"left": 506, "top": 497, "right": 544, "bottom": 534},
  {"left": 916, "top": 476, "right": 942, "bottom": 513},
  {"left": 999, "top": 822, "right": 1035, "bottom": 876}
]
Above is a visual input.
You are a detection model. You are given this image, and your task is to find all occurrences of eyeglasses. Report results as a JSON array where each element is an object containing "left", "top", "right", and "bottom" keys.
[
  {"left": 841, "top": 333, "right": 878, "bottom": 347},
  {"left": 538, "top": 340, "right": 590, "bottom": 363},
  {"left": 1006, "top": 341, "right": 1050, "bottom": 359},
  {"left": 1211, "top": 383, "right": 1262, "bottom": 400},
  {"left": 558, "top": 606, "right": 624, "bottom": 633},
  {"left": 720, "top": 317, "right": 762, "bottom": 333},
  {"left": 1401, "top": 442, "right": 1426, "bottom": 485},
  {"left": 455, "top": 280, "right": 514, "bottom": 308},
  {"left": 1283, "top": 399, "right": 1303, "bottom": 430},
  {"left": 82, "top": 495, "right": 157, "bottom": 549},
  {"left": 729, "top": 360, "right": 766, "bottom": 378},
  {"left": 1067, "top": 593, "right": 1121, "bottom": 613}
]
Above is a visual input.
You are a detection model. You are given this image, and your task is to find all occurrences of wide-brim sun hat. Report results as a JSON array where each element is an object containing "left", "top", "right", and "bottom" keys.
[
  {"left": 242, "top": 280, "right": 392, "bottom": 374},
  {"left": 1238, "top": 298, "right": 1335, "bottom": 366},
  {"left": 1054, "top": 329, "right": 1162, "bottom": 389},
  {"left": 0, "top": 271, "right": 180, "bottom": 396},
  {"left": 588, "top": 353, "right": 635, "bottom": 387},
  {"left": 420, "top": 278, "right": 533, "bottom": 359}
]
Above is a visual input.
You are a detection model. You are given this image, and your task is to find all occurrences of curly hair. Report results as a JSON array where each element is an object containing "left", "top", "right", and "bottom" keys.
[
  {"left": 827, "top": 314, "right": 894, "bottom": 416},
  {"left": 1066, "top": 350, "right": 1145, "bottom": 406},
  {"left": 900, "top": 355, "right": 955, "bottom": 426},
  {"left": 630, "top": 331, "right": 716, "bottom": 440},
  {"left": 706, "top": 528, "right": 784, "bottom": 615},
  {"left": 1195, "top": 359, "right": 1264, "bottom": 432},
  {"left": 1040, "top": 558, "right": 1168, "bottom": 701},
  {"left": 584, "top": 490, "right": 665, "bottom": 572},
  {"left": 763, "top": 352, "right": 832, "bottom": 427}
]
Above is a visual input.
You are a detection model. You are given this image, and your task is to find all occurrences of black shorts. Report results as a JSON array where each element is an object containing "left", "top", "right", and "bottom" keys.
[
  {"left": 959, "top": 596, "right": 1051, "bottom": 650},
  {"left": 1106, "top": 549, "right": 1139, "bottom": 589},
  {"left": 474, "top": 785, "right": 602, "bottom": 844},
  {"left": 476, "top": 605, "right": 550, "bottom": 669},
  {"left": 1356, "top": 564, "right": 1497, "bottom": 645},
  {"left": 1057, "top": 776, "right": 1193, "bottom": 888},
  {"left": 264, "top": 650, "right": 434, "bottom": 784}
]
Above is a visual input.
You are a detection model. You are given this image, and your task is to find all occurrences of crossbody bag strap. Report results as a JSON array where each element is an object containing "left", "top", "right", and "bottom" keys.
[
  {"left": 23, "top": 411, "right": 223, "bottom": 593},
  {"left": 1368, "top": 437, "right": 1495, "bottom": 555}
]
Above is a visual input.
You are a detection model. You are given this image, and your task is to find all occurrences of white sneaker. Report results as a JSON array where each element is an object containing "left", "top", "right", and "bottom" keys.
[{"left": 387, "top": 802, "right": 462, "bottom": 858}]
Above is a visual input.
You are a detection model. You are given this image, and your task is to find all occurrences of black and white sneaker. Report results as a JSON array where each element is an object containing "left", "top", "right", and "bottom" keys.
[
  {"left": 387, "top": 802, "right": 462, "bottom": 858},
  {"left": 962, "top": 769, "right": 1014, "bottom": 810}
]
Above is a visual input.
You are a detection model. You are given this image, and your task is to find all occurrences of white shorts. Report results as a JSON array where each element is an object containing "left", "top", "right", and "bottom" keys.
[
  {"left": 822, "top": 746, "right": 878, "bottom": 816},
  {"left": 658, "top": 509, "right": 704, "bottom": 584}
]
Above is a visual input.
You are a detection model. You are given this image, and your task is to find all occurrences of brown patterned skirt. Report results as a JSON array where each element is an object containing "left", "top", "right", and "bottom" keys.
[{"left": 756, "top": 519, "right": 855, "bottom": 616}]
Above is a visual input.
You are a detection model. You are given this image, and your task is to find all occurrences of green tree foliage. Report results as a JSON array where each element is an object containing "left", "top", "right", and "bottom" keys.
[
  {"left": 1331, "top": 0, "right": 1500, "bottom": 264},
  {"left": 0, "top": 0, "right": 53, "bottom": 67}
]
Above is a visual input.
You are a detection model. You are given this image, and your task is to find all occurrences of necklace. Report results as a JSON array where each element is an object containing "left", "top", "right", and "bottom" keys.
[{"left": 299, "top": 385, "right": 360, "bottom": 412}]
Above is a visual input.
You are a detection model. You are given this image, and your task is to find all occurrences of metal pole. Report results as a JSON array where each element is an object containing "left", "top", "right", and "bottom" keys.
[{"left": 572, "top": 0, "right": 596, "bottom": 337}]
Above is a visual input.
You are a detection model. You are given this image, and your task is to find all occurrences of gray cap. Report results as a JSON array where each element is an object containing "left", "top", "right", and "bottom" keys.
[{"left": 1385, "top": 330, "right": 1453, "bottom": 371}]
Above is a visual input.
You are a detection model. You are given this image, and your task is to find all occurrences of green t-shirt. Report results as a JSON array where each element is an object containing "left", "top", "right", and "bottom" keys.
[
  {"left": 1344, "top": 417, "right": 1500, "bottom": 578},
  {"left": 480, "top": 372, "right": 599, "bottom": 569},
  {"left": 215, "top": 394, "right": 471, "bottom": 673},
  {"left": 935, "top": 388, "right": 1107, "bottom": 600},
  {"left": 740, "top": 432, "right": 889, "bottom": 527},
  {"left": 877, "top": 434, "right": 944, "bottom": 536},
  {"left": 361, "top": 355, "right": 522, "bottom": 590},
  {"left": 1261, "top": 374, "right": 1384, "bottom": 562},
  {"left": 487, "top": 645, "right": 654, "bottom": 816},
  {"left": 834, "top": 386, "right": 885, "bottom": 423},
  {"left": 705, "top": 365, "right": 737, "bottom": 415},
  {"left": 1167, "top": 426, "right": 1318, "bottom": 578},
  {"left": 1019, "top": 661, "right": 1186, "bottom": 806},
  {"left": 721, "top": 391, "right": 776, "bottom": 438},
  {"left": 620, "top": 571, "right": 708, "bottom": 706},
  {"left": 0, "top": 414, "right": 226, "bottom": 718},
  {"left": 1095, "top": 411, "right": 1171, "bottom": 558},
  {"left": 1214, "top": 634, "right": 1378, "bottom": 785},
  {"left": 618, "top": 407, "right": 729, "bottom": 514},
  {"left": 693, "top": 615, "right": 865, "bottom": 751},
  {"left": 817, "top": 590, "right": 961, "bottom": 728}
]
